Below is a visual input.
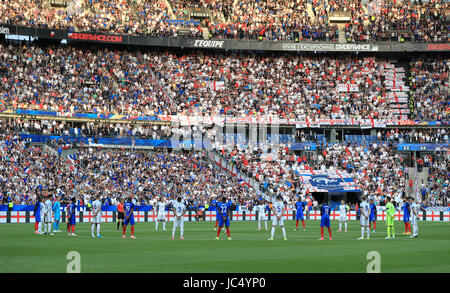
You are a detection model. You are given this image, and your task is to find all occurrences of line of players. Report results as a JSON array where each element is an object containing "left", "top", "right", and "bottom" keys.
[{"left": 32, "top": 194, "right": 419, "bottom": 240}]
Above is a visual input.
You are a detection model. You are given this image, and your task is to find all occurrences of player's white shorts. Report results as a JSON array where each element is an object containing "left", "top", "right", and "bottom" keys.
[
  {"left": 272, "top": 216, "right": 284, "bottom": 227},
  {"left": 258, "top": 214, "right": 268, "bottom": 221},
  {"left": 92, "top": 213, "right": 102, "bottom": 224},
  {"left": 44, "top": 212, "right": 53, "bottom": 223},
  {"left": 157, "top": 213, "right": 166, "bottom": 221},
  {"left": 360, "top": 216, "right": 369, "bottom": 226},
  {"left": 173, "top": 216, "right": 184, "bottom": 228},
  {"left": 339, "top": 215, "right": 348, "bottom": 222}
]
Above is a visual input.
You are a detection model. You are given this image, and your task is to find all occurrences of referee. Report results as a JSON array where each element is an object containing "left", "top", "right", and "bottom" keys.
[{"left": 117, "top": 198, "right": 125, "bottom": 230}]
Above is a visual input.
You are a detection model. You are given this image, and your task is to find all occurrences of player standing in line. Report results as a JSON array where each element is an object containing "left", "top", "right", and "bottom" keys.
[
  {"left": 33, "top": 196, "right": 42, "bottom": 234},
  {"left": 216, "top": 196, "right": 232, "bottom": 240},
  {"left": 294, "top": 197, "right": 306, "bottom": 232},
  {"left": 211, "top": 197, "right": 220, "bottom": 231},
  {"left": 155, "top": 197, "right": 167, "bottom": 231},
  {"left": 358, "top": 196, "right": 371, "bottom": 240},
  {"left": 409, "top": 197, "right": 419, "bottom": 238},
  {"left": 123, "top": 197, "right": 136, "bottom": 239},
  {"left": 319, "top": 201, "right": 332, "bottom": 240},
  {"left": 256, "top": 200, "right": 268, "bottom": 231},
  {"left": 337, "top": 200, "right": 349, "bottom": 232},
  {"left": 369, "top": 199, "right": 377, "bottom": 233},
  {"left": 52, "top": 196, "right": 61, "bottom": 232},
  {"left": 385, "top": 197, "right": 396, "bottom": 239},
  {"left": 91, "top": 194, "right": 103, "bottom": 238},
  {"left": 268, "top": 195, "right": 287, "bottom": 240},
  {"left": 43, "top": 195, "right": 54, "bottom": 235},
  {"left": 402, "top": 197, "right": 411, "bottom": 235},
  {"left": 116, "top": 198, "right": 124, "bottom": 231},
  {"left": 172, "top": 196, "right": 186, "bottom": 240},
  {"left": 67, "top": 197, "right": 77, "bottom": 236}
]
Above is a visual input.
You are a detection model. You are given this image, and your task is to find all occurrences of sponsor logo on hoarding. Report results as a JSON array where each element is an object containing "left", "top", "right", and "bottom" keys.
[
  {"left": 193, "top": 40, "right": 224, "bottom": 48},
  {"left": 281, "top": 43, "right": 377, "bottom": 51},
  {"left": 68, "top": 33, "right": 123, "bottom": 43},
  {"left": 427, "top": 43, "right": 450, "bottom": 51},
  {"left": 0, "top": 26, "right": 10, "bottom": 35}
]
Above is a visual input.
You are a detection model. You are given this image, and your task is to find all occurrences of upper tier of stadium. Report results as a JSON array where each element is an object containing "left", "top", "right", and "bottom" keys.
[
  {"left": 0, "top": 41, "right": 448, "bottom": 120},
  {"left": 0, "top": 0, "right": 447, "bottom": 42}
]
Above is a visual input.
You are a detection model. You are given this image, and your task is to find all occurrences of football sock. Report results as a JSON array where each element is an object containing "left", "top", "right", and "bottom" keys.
[
  {"left": 163, "top": 221, "right": 166, "bottom": 230},
  {"left": 344, "top": 222, "right": 347, "bottom": 231},
  {"left": 302, "top": 220, "right": 305, "bottom": 228},
  {"left": 320, "top": 227, "right": 324, "bottom": 238},
  {"left": 374, "top": 222, "right": 376, "bottom": 230},
  {"left": 131, "top": 226, "right": 134, "bottom": 236},
  {"left": 265, "top": 221, "right": 268, "bottom": 230},
  {"left": 366, "top": 227, "right": 370, "bottom": 238},
  {"left": 180, "top": 225, "right": 184, "bottom": 237},
  {"left": 97, "top": 224, "right": 100, "bottom": 236},
  {"left": 328, "top": 227, "right": 332, "bottom": 237},
  {"left": 35, "top": 222, "right": 38, "bottom": 231},
  {"left": 404, "top": 222, "right": 408, "bottom": 233},
  {"left": 281, "top": 227, "right": 286, "bottom": 238},
  {"left": 91, "top": 224, "right": 95, "bottom": 236},
  {"left": 258, "top": 221, "right": 261, "bottom": 229},
  {"left": 387, "top": 226, "right": 391, "bottom": 237},
  {"left": 361, "top": 227, "right": 365, "bottom": 238},
  {"left": 122, "top": 225, "right": 126, "bottom": 236},
  {"left": 48, "top": 223, "right": 52, "bottom": 233},
  {"left": 155, "top": 221, "right": 159, "bottom": 231},
  {"left": 216, "top": 227, "right": 221, "bottom": 237},
  {"left": 296, "top": 220, "right": 299, "bottom": 228},
  {"left": 271, "top": 227, "right": 275, "bottom": 238},
  {"left": 215, "top": 221, "right": 218, "bottom": 229},
  {"left": 339, "top": 223, "right": 342, "bottom": 230},
  {"left": 117, "top": 221, "right": 120, "bottom": 230},
  {"left": 172, "top": 225, "right": 176, "bottom": 238},
  {"left": 68, "top": 224, "right": 71, "bottom": 234},
  {"left": 71, "top": 226, "right": 75, "bottom": 233}
]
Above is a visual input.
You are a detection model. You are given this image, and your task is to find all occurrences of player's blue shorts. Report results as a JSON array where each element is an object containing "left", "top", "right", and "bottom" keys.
[
  {"left": 35, "top": 212, "right": 41, "bottom": 223},
  {"left": 370, "top": 215, "right": 376, "bottom": 222},
  {"left": 125, "top": 214, "right": 135, "bottom": 226},
  {"left": 218, "top": 215, "right": 230, "bottom": 227},
  {"left": 296, "top": 213, "right": 304, "bottom": 220},
  {"left": 69, "top": 216, "right": 76, "bottom": 226},
  {"left": 320, "top": 217, "right": 330, "bottom": 227},
  {"left": 403, "top": 215, "right": 410, "bottom": 222}
]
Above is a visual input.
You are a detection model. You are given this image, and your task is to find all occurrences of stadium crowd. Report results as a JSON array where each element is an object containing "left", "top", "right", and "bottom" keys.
[
  {"left": 0, "top": 0, "right": 447, "bottom": 42},
  {"left": 346, "top": 0, "right": 448, "bottom": 43},
  {"left": 0, "top": 132, "right": 261, "bottom": 208}
]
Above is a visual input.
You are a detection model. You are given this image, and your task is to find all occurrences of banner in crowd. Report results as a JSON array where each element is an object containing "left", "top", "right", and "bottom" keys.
[
  {"left": 1, "top": 210, "right": 449, "bottom": 223},
  {"left": 2, "top": 109, "right": 449, "bottom": 129},
  {"left": 294, "top": 170, "right": 360, "bottom": 193}
]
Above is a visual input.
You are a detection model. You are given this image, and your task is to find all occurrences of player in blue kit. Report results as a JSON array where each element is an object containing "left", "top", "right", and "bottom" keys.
[
  {"left": 215, "top": 196, "right": 231, "bottom": 240},
  {"left": 67, "top": 197, "right": 77, "bottom": 236},
  {"left": 294, "top": 197, "right": 306, "bottom": 231},
  {"left": 123, "top": 197, "right": 136, "bottom": 239},
  {"left": 402, "top": 197, "right": 411, "bottom": 235},
  {"left": 369, "top": 199, "right": 377, "bottom": 233},
  {"left": 211, "top": 197, "right": 221, "bottom": 231},
  {"left": 33, "top": 196, "right": 42, "bottom": 234},
  {"left": 53, "top": 196, "right": 61, "bottom": 232},
  {"left": 319, "top": 202, "right": 332, "bottom": 240}
]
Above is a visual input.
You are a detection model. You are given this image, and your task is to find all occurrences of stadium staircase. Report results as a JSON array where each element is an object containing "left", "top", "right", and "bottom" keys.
[
  {"left": 380, "top": 59, "right": 411, "bottom": 120},
  {"left": 163, "top": 0, "right": 176, "bottom": 19}
]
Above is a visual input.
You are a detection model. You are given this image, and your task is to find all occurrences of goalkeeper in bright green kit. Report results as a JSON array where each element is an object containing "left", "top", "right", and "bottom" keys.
[{"left": 385, "top": 197, "right": 396, "bottom": 239}]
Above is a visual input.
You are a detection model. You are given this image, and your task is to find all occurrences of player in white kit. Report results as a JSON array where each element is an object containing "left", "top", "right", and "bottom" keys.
[
  {"left": 409, "top": 197, "right": 419, "bottom": 238},
  {"left": 358, "top": 196, "right": 371, "bottom": 240},
  {"left": 172, "top": 197, "right": 186, "bottom": 239},
  {"left": 155, "top": 197, "right": 167, "bottom": 231},
  {"left": 268, "top": 195, "right": 287, "bottom": 240},
  {"left": 91, "top": 194, "right": 103, "bottom": 238},
  {"left": 43, "top": 195, "right": 54, "bottom": 235},
  {"left": 255, "top": 201, "right": 268, "bottom": 231},
  {"left": 338, "top": 200, "right": 350, "bottom": 232}
]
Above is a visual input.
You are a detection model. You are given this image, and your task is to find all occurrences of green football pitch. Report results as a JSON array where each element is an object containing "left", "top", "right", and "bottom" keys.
[{"left": 1, "top": 220, "right": 449, "bottom": 273}]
